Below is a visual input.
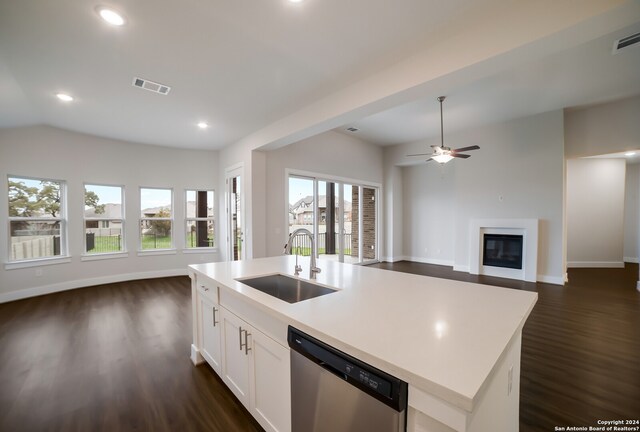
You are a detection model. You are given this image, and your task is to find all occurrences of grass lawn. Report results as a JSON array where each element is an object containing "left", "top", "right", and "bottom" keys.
[
  {"left": 141, "top": 234, "right": 172, "bottom": 250},
  {"left": 86, "top": 235, "right": 122, "bottom": 253},
  {"left": 290, "top": 247, "right": 352, "bottom": 256},
  {"left": 86, "top": 233, "right": 214, "bottom": 253},
  {"left": 186, "top": 232, "right": 214, "bottom": 248}
]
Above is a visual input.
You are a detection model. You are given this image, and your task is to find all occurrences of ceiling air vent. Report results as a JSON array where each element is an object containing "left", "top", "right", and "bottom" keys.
[
  {"left": 346, "top": 127, "right": 359, "bottom": 132},
  {"left": 613, "top": 31, "right": 640, "bottom": 54},
  {"left": 132, "top": 77, "right": 171, "bottom": 95}
]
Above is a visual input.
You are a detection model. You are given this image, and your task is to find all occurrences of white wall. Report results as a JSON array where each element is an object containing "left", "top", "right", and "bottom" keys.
[
  {"left": 624, "top": 163, "right": 639, "bottom": 262},
  {"left": 565, "top": 95, "right": 640, "bottom": 158},
  {"left": 388, "top": 110, "right": 565, "bottom": 283},
  {"left": 0, "top": 126, "right": 220, "bottom": 302},
  {"left": 382, "top": 154, "right": 404, "bottom": 262},
  {"left": 402, "top": 164, "right": 456, "bottom": 265},
  {"left": 264, "top": 130, "right": 383, "bottom": 257},
  {"left": 566, "top": 158, "right": 626, "bottom": 267}
]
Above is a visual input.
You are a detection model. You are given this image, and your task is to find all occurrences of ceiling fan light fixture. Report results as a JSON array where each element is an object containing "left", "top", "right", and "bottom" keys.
[
  {"left": 97, "top": 7, "right": 126, "bottom": 26},
  {"left": 432, "top": 154, "right": 454, "bottom": 164}
]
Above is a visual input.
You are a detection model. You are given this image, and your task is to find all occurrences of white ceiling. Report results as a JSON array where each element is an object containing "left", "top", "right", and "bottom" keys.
[
  {"left": 336, "top": 23, "right": 640, "bottom": 146},
  {"left": 2, "top": 1, "right": 638, "bottom": 151},
  {"left": 0, "top": 0, "right": 501, "bottom": 150}
]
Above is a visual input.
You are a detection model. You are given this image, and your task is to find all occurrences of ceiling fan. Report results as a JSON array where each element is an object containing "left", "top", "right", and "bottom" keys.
[{"left": 407, "top": 96, "right": 479, "bottom": 163}]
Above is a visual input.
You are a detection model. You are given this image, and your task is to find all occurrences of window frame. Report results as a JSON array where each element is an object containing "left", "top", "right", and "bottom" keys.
[
  {"left": 138, "top": 186, "right": 175, "bottom": 253},
  {"left": 6, "top": 174, "right": 69, "bottom": 267},
  {"left": 82, "top": 182, "right": 126, "bottom": 258},
  {"left": 285, "top": 170, "right": 381, "bottom": 265},
  {"left": 184, "top": 189, "right": 216, "bottom": 250}
]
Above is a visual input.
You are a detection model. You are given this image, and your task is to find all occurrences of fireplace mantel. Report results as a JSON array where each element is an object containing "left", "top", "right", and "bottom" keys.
[{"left": 469, "top": 219, "right": 539, "bottom": 282}]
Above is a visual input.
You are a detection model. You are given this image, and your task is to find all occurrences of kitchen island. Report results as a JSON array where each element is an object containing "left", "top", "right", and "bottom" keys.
[{"left": 189, "top": 256, "right": 537, "bottom": 432}]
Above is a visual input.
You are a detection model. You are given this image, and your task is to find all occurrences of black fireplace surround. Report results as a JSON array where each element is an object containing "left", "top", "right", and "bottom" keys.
[{"left": 482, "top": 234, "right": 523, "bottom": 270}]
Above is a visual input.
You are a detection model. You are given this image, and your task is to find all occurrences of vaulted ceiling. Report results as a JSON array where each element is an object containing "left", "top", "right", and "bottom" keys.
[{"left": 1, "top": 0, "right": 639, "bottom": 150}]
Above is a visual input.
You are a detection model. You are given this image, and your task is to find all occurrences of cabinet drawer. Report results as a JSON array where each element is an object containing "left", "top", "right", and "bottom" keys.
[
  {"left": 219, "top": 288, "right": 288, "bottom": 347},
  {"left": 196, "top": 278, "right": 218, "bottom": 302}
]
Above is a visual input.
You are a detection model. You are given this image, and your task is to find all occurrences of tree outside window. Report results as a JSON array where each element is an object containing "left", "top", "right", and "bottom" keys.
[
  {"left": 84, "top": 184, "right": 124, "bottom": 254},
  {"left": 8, "top": 177, "right": 66, "bottom": 261},
  {"left": 140, "top": 188, "right": 173, "bottom": 250}
]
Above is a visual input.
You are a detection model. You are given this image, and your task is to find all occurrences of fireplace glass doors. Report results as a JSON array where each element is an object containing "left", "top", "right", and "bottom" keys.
[{"left": 482, "top": 234, "right": 523, "bottom": 270}]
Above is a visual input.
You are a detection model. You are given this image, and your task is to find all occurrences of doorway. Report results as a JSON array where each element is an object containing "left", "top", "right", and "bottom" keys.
[
  {"left": 226, "top": 165, "right": 244, "bottom": 261},
  {"left": 287, "top": 174, "right": 379, "bottom": 264}
]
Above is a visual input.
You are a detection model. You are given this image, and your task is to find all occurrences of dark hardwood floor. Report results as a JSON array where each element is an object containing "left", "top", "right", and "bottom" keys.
[
  {"left": 1, "top": 265, "right": 638, "bottom": 432},
  {"left": 0, "top": 277, "right": 263, "bottom": 432},
  {"left": 371, "top": 261, "right": 640, "bottom": 432}
]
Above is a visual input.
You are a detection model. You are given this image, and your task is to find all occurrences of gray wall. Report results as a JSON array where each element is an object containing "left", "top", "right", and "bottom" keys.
[
  {"left": 0, "top": 126, "right": 220, "bottom": 301},
  {"left": 565, "top": 95, "right": 640, "bottom": 158},
  {"left": 623, "top": 163, "right": 639, "bottom": 262},
  {"left": 566, "top": 158, "right": 626, "bottom": 267},
  {"left": 392, "top": 110, "right": 565, "bottom": 283},
  {"left": 264, "top": 130, "right": 384, "bottom": 258}
]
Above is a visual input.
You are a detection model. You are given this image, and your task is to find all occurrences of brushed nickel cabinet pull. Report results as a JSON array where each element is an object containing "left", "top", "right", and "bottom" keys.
[{"left": 243, "top": 330, "right": 251, "bottom": 355}]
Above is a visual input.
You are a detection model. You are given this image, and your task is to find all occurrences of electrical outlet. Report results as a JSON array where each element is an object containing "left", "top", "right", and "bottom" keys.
[
  {"left": 507, "top": 365, "right": 513, "bottom": 395},
  {"left": 35, "top": 268, "right": 43, "bottom": 277}
]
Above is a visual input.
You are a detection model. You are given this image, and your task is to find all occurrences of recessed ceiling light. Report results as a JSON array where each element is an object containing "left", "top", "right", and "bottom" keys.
[
  {"left": 288, "top": 0, "right": 304, "bottom": 3},
  {"left": 197, "top": 122, "right": 209, "bottom": 129},
  {"left": 56, "top": 93, "right": 74, "bottom": 102},
  {"left": 625, "top": 151, "right": 636, "bottom": 156},
  {"left": 97, "top": 7, "right": 126, "bottom": 26}
]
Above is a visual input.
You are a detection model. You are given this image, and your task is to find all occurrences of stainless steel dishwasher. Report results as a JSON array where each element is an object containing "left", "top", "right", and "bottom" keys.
[{"left": 288, "top": 326, "right": 408, "bottom": 432}]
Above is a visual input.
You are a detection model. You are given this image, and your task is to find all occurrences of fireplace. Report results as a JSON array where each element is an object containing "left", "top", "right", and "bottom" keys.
[
  {"left": 468, "top": 218, "right": 538, "bottom": 282},
  {"left": 483, "top": 234, "right": 523, "bottom": 270}
]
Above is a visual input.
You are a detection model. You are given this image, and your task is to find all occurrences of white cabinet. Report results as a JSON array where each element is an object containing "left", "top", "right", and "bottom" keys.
[
  {"left": 221, "top": 307, "right": 252, "bottom": 406},
  {"left": 199, "top": 294, "right": 222, "bottom": 375},
  {"left": 251, "top": 327, "right": 291, "bottom": 432},
  {"left": 192, "top": 273, "right": 291, "bottom": 432},
  {"left": 220, "top": 307, "right": 291, "bottom": 432}
]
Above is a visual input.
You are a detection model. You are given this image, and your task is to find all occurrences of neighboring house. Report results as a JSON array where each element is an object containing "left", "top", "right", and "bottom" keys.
[
  {"left": 290, "top": 195, "right": 352, "bottom": 225},
  {"left": 84, "top": 203, "right": 123, "bottom": 230}
]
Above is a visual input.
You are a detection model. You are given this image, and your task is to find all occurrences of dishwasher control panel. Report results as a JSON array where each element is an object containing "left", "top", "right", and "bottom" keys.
[{"left": 288, "top": 326, "right": 407, "bottom": 411}]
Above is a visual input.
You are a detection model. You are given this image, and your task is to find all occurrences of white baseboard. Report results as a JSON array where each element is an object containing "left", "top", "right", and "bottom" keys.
[
  {"left": 567, "top": 261, "right": 625, "bottom": 268},
  {"left": 624, "top": 256, "right": 639, "bottom": 264},
  {"left": 537, "top": 274, "right": 564, "bottom": 285},
  {"left": 453, "top": 265, "right": 470, "bottom": 273},
  {"left": 405, "top": 256, "right": 454, "bottom": 267},
  {"left": 380, "top": 255, "right": 407, "bottom": 263},
  {"left": 0, "top": 269, "right": 189, "bottom": 304},
  {"left": 191, "top": 344, "right": 205, "bottom": 365}
]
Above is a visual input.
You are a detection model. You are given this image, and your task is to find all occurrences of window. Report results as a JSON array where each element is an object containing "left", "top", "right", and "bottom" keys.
[
  {"left": 288, "top": 174, "right": 378, "bottom": 264},
  {"left": 8, "top": 176, "right": 67, "bottom": 262},
  {"left": 186, "top": 190, "right": 215, "bottom": 248},
  {"left": 84, "top": 184, "right": 124, "bottom": 254},
  {"left": 140, "top": 187, "right": 173, "bottom": 250}
]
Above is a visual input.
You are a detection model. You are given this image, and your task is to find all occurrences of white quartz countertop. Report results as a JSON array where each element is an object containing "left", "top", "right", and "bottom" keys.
[{"left": 189, "top": 256, "right": 537, "bottom": 412}]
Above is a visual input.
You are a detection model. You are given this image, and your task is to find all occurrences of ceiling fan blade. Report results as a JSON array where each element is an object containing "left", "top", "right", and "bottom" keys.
[
  {"left": 430, "top": 144, "right": 441, "bottom": 148},
  {"left": 406, "top": 153, "right": 432, "bottom": 157},
  {"left": 452, "top": 153, "right": 471, "bottom": 159},
  {"left": 426, "top": 158, "right": 434, "bottom": 162},
  {"left": 452, "top": 145, "right": 480, "bottom": 152}
]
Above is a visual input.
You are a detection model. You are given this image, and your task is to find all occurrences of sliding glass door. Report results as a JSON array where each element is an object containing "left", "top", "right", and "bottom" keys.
[{"left": 288, "top": 174, "right": 378, "bottom": 264}]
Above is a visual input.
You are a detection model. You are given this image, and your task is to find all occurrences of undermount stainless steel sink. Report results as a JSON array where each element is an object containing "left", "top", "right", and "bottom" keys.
[{"left": 237, "top": 274, "right": 337, "bottom": 303}]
